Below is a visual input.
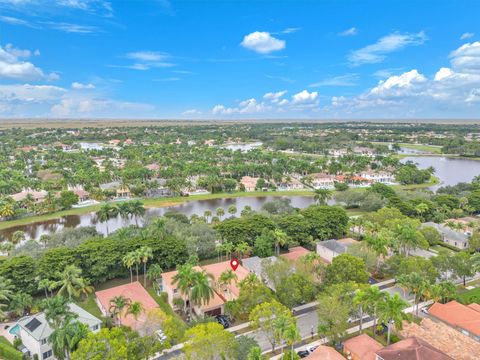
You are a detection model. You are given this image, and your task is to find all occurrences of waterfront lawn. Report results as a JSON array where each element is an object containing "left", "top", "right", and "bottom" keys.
[
  {"left": 398, "top": 143, "right": 442, "bottom": 154},
  {"left": 457, "top": 286, "right": 480, "bottom": 305}
]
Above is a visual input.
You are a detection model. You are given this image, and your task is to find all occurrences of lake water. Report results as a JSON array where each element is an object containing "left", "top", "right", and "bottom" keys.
[
  {"left": 3, "top": 155, "right": 480, "bottom": 241},
  {"left": 401, "top": 156, "right": 480, "bottom": 190},
  {"left": 0, "top": 195, "right": 319, "bottom": 241}
]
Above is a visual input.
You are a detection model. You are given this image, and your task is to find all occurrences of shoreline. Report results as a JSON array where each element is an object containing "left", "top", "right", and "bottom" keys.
[{"left": 0, "top": 179, "right": 439, "bottom": 231}]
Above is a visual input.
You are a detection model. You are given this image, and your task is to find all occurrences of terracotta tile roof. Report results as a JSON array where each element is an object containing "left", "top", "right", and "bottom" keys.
[
  {"left": 95, "top": 281, "right": 158, "bottom": 330},
  {"left": 467, "top": 303, "right": 480, "bottom": 313},
  {"left": 375, "top": 337, "right": 453, "bottom": 360},
  {"left": 337, "top": 238, "right": 359, "bottom": 246},
  {"left": 280, "top": 246, "right": 311, "bottom": 262},
  {"left": 428, "top": 300, "right": 480, "bottom": 336},
  {"left": 399, "top": 318, "right": 480, "bottom": 360},
  {"left": 343, "top": 333, "right": 383, "bottom": 360},
  {"left": 306, "top": 345, "right": 346, "bottom": 359}
]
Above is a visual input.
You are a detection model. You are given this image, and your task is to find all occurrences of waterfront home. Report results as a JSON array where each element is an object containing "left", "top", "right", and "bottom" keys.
[
  {"left": 95, "top": 281, "right": 158, "bottom": 331},
  {"left": 428, "top": 301, "right": 480, "bottom": 341},
  {"left": 360, "top": 170, "right": 395, "bottom": 184},
  {"left": 116, "top": 186, "right": 131, "bottom": 199},
  {"left": 160, "top": 260, "right": 249, "bottom": 317},
  {"left": 67, "top": 185, "right": 90, "bottom": 202},
  {"left": 16, "top": 303, "right": 101, "bottom": 360},
  {"left": 11, "top": 188, "right": 48, "bottom": 204},
  {"left": 316, "top": 238, "right": 359, "bottom": 263},
  {"left": 99, "top": 181, "right": 121, "bottom": 191},
  {"left": 277, "top": 177, "right": 304, "bottom": 191},
  {"left": 422, "top": 222, "right": 470, "bottom": 249},
  {"left": 240, "top": 176, "right": 259, "bottom": 192},
  {"left": 241, "top": 256, "right": 278, "bottom": 290},
  {"left": 309, "top": 173, "right": 336, "bottom": 189}
]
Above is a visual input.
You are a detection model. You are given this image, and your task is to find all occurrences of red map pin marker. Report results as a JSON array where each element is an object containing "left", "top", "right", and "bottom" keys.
[{"left": 230, "top": 258, "right": 239, "bottom": 271}]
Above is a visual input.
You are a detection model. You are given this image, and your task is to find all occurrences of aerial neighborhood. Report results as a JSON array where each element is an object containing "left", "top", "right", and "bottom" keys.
[{"left": 0, "top": 122, "right": 479, "bottom": 360}]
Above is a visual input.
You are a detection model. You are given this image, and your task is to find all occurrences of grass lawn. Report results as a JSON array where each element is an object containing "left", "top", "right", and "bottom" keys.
[
  {"left": 456, "top": 286, "right": 480, "bottom": 305},
  {"left": 398, "top": 143, "right": 443, "bottom": 154}
]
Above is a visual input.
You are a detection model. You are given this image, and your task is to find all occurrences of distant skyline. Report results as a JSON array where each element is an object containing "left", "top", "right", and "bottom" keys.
[{"left": 0, "top": 0, "right": 479, "bottom": 119}]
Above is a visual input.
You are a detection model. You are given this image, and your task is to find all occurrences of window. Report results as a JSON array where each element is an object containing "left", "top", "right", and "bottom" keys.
[
  {"left": 40, "top": 338, "right": 47, "bottom": 345},
  {"left": 42, "top": 349, "right": 53, "bottom": 359},
  {"left": 91, "top": 324, "right": 99, "bottom": 331}
]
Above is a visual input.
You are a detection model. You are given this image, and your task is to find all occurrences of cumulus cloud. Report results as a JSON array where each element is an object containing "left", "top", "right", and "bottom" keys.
[
  {"left": 291, "top": 90, "right": 318, "bottom": 104},
  {"left": 349, "top": 31, "right": 427, "bottom": 65},
  {"left": 449, "top": 41, "right": 480, "bottom": 73},
  {"left": 460, "top": 32, "right": 474, "bottom": 40},
  {"left": 370, "top": 69, "right": 427, "bottom": 97},
  {"left": 338, "top": 27, "right": 358, "bottom": 36},
  {"left": 72, "top": 82, "right": 95, "bottom": 89},
  {"left": 240, "top": 31, "right": 286, "bottom": 54},
  {"left": 0, "top": 43, "right": 57, "bottom": 80}
]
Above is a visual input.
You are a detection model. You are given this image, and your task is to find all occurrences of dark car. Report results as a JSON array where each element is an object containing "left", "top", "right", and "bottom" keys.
[
  {"left": 297, "top": 350, "right": 310, "bottom": 358},
  {"left": 215, "top": 315, "right": 231, "bottom": 329}
]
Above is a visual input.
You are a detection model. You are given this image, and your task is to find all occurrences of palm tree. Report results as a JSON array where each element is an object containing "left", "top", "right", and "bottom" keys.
[
  {"left": 218, "top": 269, "right": 238, "bottom": 300},
  {"left": 247, "top": 347, "right": 267, "bottom": 360},
  {"left": 190, "top": 271, "right": 215, "bottom": 308},
  {"left": 38, "top": 278, "right": 52, "bottom": 299},
  {"left": 313, "top": 188, "right": 332, "bottom": 205},
  {"left": 0, "top": 276, "right": 13, "bottom": 319},
  {"left": 364, "top": 286, "right": 385, "bottom": 338},
  {"left": 273, "top": 315, "right": 291, "bottom": 354},
  {"left": 96, "top": 203, "right": 119, "bottom": 235},
  {"left": 10, "top": 292, "right": 33, "bottom": 317},
  {"left": 415, "top": 203, "right": 429, "bottom": 219},
  {"left": 11, "top": 230, "right": 26, "bottom": 245},
  {"left": 235, "top": 241, "right": 252, "bottom": 259},
  {"left": 203, "top": 210, "right": 212, "bottom": 223},
  {"left": 172, "top": 264, "right": 197, "bottom": 317},
  {"left": 353, "top": 289, "right": 369, "bottom": 333},
  {"left": 378, "top": 293, "right": 409, "bottom": 345},
  {"left": 0, "top": 201, "right": 15, "bottom": 219},
  {"left": 122, "top": 252, "right": 136, "bottom": 283},
  {"left": 109, "top": 295, "right": 131, "bottom": 326},
  {"left": 222, "top": 241, "right": 235, "bottom": 260},
  {"left": 126, "top": 301, "right": 144, "bottom": 320},
  {"left": 49, "top": 320, "right": 88, "bottom": 360},
  {"left": 227, "top": 205, "right": 237, "bottom": 216},
  {"left": 137, "top": 246, "right": 154, "bottom": 287},
  {"left": 129, "top": 200, "right": 145, "bottom": 226},
  {"left": 56, "top": 265, "right": 93, "bottom": 300},
  {"left": 216, "top": 207, "right": 225, "bottom": 220},
  {"left": 272, "top": 229, "right": 289, "bottom": 256},
  {"left": 283, "top": 323, "right": 301, "bottom": 360},
  {"left": 147, "top": 264, "right": 163, "bottom": 282},
  {"left": 43, "top": 295, "right": 75, "bottom": 329},
  {"left": 0, "top": 241, "right": 14, "bottom": 256}
]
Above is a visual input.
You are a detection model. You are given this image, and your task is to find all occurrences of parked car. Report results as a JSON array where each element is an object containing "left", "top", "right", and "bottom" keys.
[
  {"left": 421, "top": 307, "right": 429, "bottom": 314},
  {"left": 155, "top": 329, "right": 167, "bottom": 343},
  {"left": 215, "top": 315, "right": 231, "bottom": 328},
  {"left": 297, "top": 350, "right": 310, "bottom": 358}
]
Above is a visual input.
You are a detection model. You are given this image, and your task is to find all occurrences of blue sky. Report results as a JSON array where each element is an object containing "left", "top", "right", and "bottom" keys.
[{"left": 0, "top": 0, "right": 479, "bottom": 119}]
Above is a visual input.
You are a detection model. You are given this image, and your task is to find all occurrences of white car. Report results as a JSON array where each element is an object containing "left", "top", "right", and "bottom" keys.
[
  {"left": 421, "top": 308, "right": 429, "bottom": 314},
  {"left": 155, "top": 329, "right": 167, "bottom": 343}
]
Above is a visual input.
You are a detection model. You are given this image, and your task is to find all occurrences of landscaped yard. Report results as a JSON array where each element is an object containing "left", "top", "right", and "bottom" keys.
[{"left": 456, "top": 286, "right": 480, "bottom": 304}]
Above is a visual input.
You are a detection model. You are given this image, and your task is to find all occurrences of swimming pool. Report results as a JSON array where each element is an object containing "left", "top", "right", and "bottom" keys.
[{"left": 8, "top": 324, "right": 19, "bottom": 335}]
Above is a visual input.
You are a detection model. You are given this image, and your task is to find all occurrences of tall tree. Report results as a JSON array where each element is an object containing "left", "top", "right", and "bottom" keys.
[
  {"left": 313, "top": 188, "right": 332, "bottom": 205},
  {"left": 138, "top": 246, "right": 153, "bottom": 287},
  {"left": 378, "top": 293, "right": 409, "bottom": 345},
  {"left": 109, "top": 295, "right": 131, "bottom": 326},
  {"left": 56, "top": 265, "right": 93, "bottom": 300}
]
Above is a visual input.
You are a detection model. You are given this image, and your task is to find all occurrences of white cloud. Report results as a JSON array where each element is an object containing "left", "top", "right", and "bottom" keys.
[
  {"left": 434, "top": 67, "right": 454, "bottom": 81},
  {"left": 460, "top": 32, "right": 474, "bottom": 40},
  {"left": 72, "top": 82, "right": 95, "bottom": 89},
  {"left": 370, "top": 69, "right": 427, "bottom": 97},
  {"left": 310, "top": 74, "right": 358, "bottom": 87},
  {"left": 0, "top": 15, "right": 34, "bottom": 27},
  {"left": 349, "top": 31, "right": 427, "bottom": 65},
  {"left": 339, "top": 27, "right": 357, "bottom": 36},
  {"left": 449, "top": 41, "right": 480, "bottom": 73},
  {"left": 112, "top": 51, "right": 174, "bottom": 70},
  {"left": 0, "top": 84, "right": 66, "bottom": 102},
  {"left": 44, "top": 22, "right": 98, "bottom": 33},
  {"left": 0, "top": 43, "right": 57, "bottom": 80},
  {"left": 291, "top": 90, "right": 318, "bottom": 104},
  {"left": 182, "top": 109, "right": 202, "bottom": 115},
  {"left": 279, "top": 27, "right": 300, "bottom": 34},
  {"left": 126, "top": 51, "right": 169, "bottom": 62},
  {"left": 240, "top": 31, "right": 286, "bottom": 54},
  {"left": 263, "top": 90, "right": 287, "bottom": 102}
]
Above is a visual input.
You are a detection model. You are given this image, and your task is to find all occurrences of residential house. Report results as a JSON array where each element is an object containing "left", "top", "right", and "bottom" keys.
[
  {"left": 353, "top": 147, "right": 376, "bottom": 157},
  {"left": 329, "top": 149, "right": 348, "bottom": 157},
  {"left": 281, "top": 246, "right": 312, "bottom": 262},
  {"left": 428, "top": 300, "right": 480, "bottom": 341},
  {"left": 241, "top": 256, "right": 278, "bottom": 290},
  {"left": 316, "top": 238, "right": 359, "bottom": 263},
  {"left": 399, "top": 318, "right": 480, "bottom": 360},
  {"left": 95, "top": 281, "right": 158, "bottom": 331},
  {"left": 306, "top": 345, "right": 346, "bottom": 359},
  {"left": 240, "top": 176, "right": 259, "bottom": 192},
  {"left": 422, "top": 222, "right": 470, "bottom": 249},
  {"left": 11, "top": 188, "right": 48, "bottom": 204},
  {"left": 309, "top": 173, "right": 336, "bottom": 189},
  {"left": 277, "top": 177, "right": 304, "bottom": 191},
  {"left": 16, "top": 303, "right": 101, "bottom": 360},
  {"left": 99, "top": 181, "right": 121, "bottom": 191},
  {"left": 109, "top": 139, "right": 121, "bottom": 146},
  {"left": 160, "top": 260, "right": 249, "bottom": 317},
  {"left": 67, "top": 185, "right": 90, "bottom": 202},
  {"left": 116, "top": 186, "right": 131, "bottom": 199},
  {"left": 343, "top": 333, "right": 383, "bottom": 360},
  {"left": 375, "top": 337, "right": 453, "bottom": 360},
  {"left": 360, "top": 170, "right": 395, "bottom": 184}
]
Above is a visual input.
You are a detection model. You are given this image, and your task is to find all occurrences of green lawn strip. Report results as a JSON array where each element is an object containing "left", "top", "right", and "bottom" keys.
[
  {"left": 397, "top": 143, "right": 442, "bottom": 154},
  {"left": 77, "top": 293, "right": 103, "bottom": 319},
  {"left": 0, "top": 336, "right": 23, "bottom": 360},
  {"left": 456, "top": 286, "right": 480, "bottom": 305}
]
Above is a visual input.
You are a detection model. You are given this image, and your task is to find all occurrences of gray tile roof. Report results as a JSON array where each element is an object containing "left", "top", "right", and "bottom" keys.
[
  {"left": 319, "top": 239, "right": 348, "bottom": 254},
  {"left": 17, "top": 303, "right": 101, "bottom": 341},
  {"left": 422, "top": 222, "right": 469, "bottom": 244}
]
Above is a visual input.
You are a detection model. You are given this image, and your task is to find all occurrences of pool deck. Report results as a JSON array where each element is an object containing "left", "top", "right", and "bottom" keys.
[{"left": 0, "top": 321, "right": 18, "bottom": 344}]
